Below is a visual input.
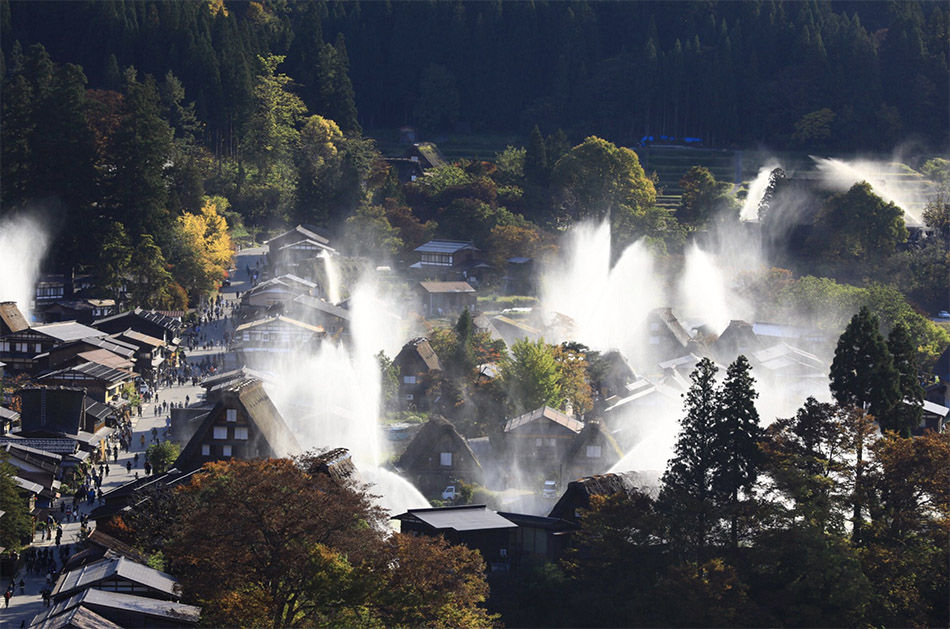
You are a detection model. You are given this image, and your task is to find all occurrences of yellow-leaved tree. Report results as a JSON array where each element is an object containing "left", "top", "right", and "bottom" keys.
[{"left": 174, "top": 196, "right": 234, "bottom": 302}]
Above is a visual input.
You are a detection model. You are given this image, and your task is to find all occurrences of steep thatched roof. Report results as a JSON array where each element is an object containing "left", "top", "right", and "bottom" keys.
[
  {"left": 0, "top": 301, "right": 29, "bottom": 333},
  {"left": 505, "top": 406, "right": 583, "bottom": 434},
  {"left": 565, "top": 420, "right": 624, "bottom": 464},
  {"left": 397, "top": 415, "right": 482, "bottom": 472},
  {"left": 649, "top": 307, "right": 692, "bottom": 347},
  {"left": 396, "top": 338, "right": 443, "bottom": 372},
  {"left": 548, "top": 471, "right": 661, "bottom": 521}
]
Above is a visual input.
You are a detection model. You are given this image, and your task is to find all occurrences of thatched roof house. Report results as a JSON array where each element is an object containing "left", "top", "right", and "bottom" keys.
[
  {"left": 174, "top": 379, "right": 301, "bottom": 472},
  {"left": 397, "top": 415, "right": 483, "bottom": 496},
  {"left": 564, "top": 420, "right": 624, "bottom": 480},
  {"left": 548, "top": 471, "right": 662, "bottom": 523}
]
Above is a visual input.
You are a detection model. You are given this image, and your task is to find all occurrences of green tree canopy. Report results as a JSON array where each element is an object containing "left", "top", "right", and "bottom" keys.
[
  {"left": 501, "top": 338, "right": 562, "bottom": 414},
  {"left": 830, "top": 306, "right": 900, "bottom": 420},
  {"left": 811, "top": 181, "right": 908, "bottom": 262},
  {"left": 550, "top": 136, "right": 656, "bottom": 228}
]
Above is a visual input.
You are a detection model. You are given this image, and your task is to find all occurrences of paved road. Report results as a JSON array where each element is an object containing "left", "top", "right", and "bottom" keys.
[{"left": 2, "top": 246, "right": 269, "bottom": 627}]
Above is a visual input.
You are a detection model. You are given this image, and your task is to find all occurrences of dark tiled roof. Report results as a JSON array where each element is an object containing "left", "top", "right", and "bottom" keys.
[
  {"left": 40, "top": 362, "right": 133, "bottom": 385},
  {"left": 393, "top": 504, "right": 517, "bottom": 532},
  {"left": 414, "top": 240, "right": 477, "bottom": 254},
  {"left": 30, "top": 604, "right": 123, "bottom": 629}
]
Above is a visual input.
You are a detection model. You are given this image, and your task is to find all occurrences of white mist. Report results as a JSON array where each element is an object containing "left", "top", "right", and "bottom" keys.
[
  {"left": 740, "top": 162, "right": 782, "bottom": 222},
  {"left": 0, "top": 212, "right": 50, "bottom": 321}
]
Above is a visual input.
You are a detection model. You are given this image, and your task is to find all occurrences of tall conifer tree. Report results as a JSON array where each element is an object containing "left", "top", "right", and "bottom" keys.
[
  {"left": 829, "top": 306, "right": 899, "bottom": 420},
  {"left": 713, "top": 355, "right": 762, "bottom": 551}
]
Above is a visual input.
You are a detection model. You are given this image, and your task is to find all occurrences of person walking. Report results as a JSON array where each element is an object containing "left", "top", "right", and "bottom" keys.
[{"left": 4, "top": 587, "right": 11, "bottom": 608}]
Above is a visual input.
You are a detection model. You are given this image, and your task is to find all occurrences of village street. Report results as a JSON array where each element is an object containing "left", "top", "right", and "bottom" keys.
[{"left": 1, "top": 247, "right": 267, "bottom": 628}]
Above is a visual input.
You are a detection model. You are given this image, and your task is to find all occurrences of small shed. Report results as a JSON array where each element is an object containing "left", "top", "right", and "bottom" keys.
[{"left": 417, "top": 281, "right": 476, "bottom": 317}]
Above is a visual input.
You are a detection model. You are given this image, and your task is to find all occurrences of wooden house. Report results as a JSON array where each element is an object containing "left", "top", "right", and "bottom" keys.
[
  {"left": 711, "top": 319, "right": 766, "bottom": 364},
  {"left": 270, "top": 239, "right": 337, "bottom": 279},
  {"left": 396, "top": 415, "right": 483, "bottom": 496},
  {"left": 233, "top": 315, "right": 324, "bottom": 366},
  {"left": 36, "top": 337, "right": 137, "bottom": 373},
  {"left": 502, "top": 257, "right": 535, "bottom": 296},
  {"left": 1, "top": 319, "right": 106, "bottom": 374},
  {"left": 174, "top": 378, "right": 301, "bottom": 472},
  {"left": 289, "top": 294, "right": 350, "bottom": 336},
  {"left": 417, "top": 281, "right": 476, "bottom": 318},
  {"left": 496, "top": 512, "right": 578, "bottom": 565},
  {"left": 0, "top": 406, "right": 20, "bottom": 435},
  {"left": 17, "top": 387, "right": 114, "bottom": 460},
  {"left": 393, "top": 338, "right": 443, "bottom": 410},
  {"left": 750, "top": 342, "right": 826, "bottom": 379},
  {"left": 504, "top": 406, "right": 584, "bottom": 476},
  {"left": 265, "top": 224, "right": 332, "bottom": 267},
  {"left": 603, "top": 377, "right": 683, "bottom": 451},
  {"left": 38, "top": 362, "right": 134, "bottom": 406},
  {"left": 31, "top": 588, "right": 201, "bottom": 629},
  {"left": 114, "top": 330, "right": 167, "bottom": 383},
  {"left": 240, "top": 275, "right": 317, "bottom": 310},
  {"left": 564, "top": 420, "right": 624, "bottom": 480},
  {"left": 92, "top": 309, "right": 182, "bottom": 346},
  {"left": 642, "top": 308, "right": 694, "bottom": 371},
  {"left": 35, "top": 274, "right": 68, "bottom": 306},
  {"left": 489, "top": 315, "right": 542, "bottom": 349},
  {"left": 403, "top": 142, "right": 447, "bottom": 170},
  {"left": 392, "top": 505, "right": 516, "bottom": 570},
  {"left": 409, "top": 240, "right": 480, "bottom": 279},
  {"left": 51, "top": 556, "right": 183, "bottom": 602},
  {"left": 29, "top": 602, "right": 124, "bottom": 629},
  {"left": 597, "top": 349, "right": 638, "bottom": 399}
]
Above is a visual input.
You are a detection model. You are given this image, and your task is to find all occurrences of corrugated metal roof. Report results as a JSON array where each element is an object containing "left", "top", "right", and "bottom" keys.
[
  {"left": 30, "top": 604, "right": 123, "bottom": 629},
  {"left": 234, "top": 315, "right": 324, "bottom": 334},
  {"left": 504, "top": 406, "right": 584, "bottom": 434},
  {"left": 118, "top": 329, "right": 164, "bottom": 347},
  {"left": 76, "top": 350, "right": 135, "bottom": 371},
  {"left": 419, "top": 281, "right": 475, "bottom": 294},
  {"left": 33, "top": 322, "right": 106, "bottom": 343},
  {"left": 54, "top": 556, "right": 180, "bottom": 599},
  {"left": 40, "top": 362, "right": 132, "bottom": 385},
  {"left": 292, "top": 294, "right": 350, "bottom": 320},
  {"left": 413, "top": 240, "right": 476, "bottom": 254},
  {"left": 85, "top": 337, "right": 137, "bottom": 358},
  {"left": 922, "top": 400, "right": 950, "bottom": 417},
  {"left": 394, "top": 505, "right": 517, "bottom": 531}
]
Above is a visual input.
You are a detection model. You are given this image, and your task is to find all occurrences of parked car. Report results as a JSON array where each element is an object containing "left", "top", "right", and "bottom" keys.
[
  {"left": 542, "top": 480, "right": 558, "bottom": 499},
  {"left": 441, "top": 485, "right": 458, "bottom": 501},
  {"left": 937, "top": 310, "right": 950, "bottom": 319}
]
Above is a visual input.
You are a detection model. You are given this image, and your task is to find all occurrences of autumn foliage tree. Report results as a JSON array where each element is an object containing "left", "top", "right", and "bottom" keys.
[{"left": 160, "top": 457, "right": 495, "bottom": 629}]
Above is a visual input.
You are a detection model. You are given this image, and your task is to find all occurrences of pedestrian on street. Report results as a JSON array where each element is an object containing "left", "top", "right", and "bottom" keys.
[
  {"left": 126, "top": 461, "right": 132, "bottom": 473},
  {"left": 18, "top": 578, "right": 24, "bottom": 594},
  {"left": 4, "top": 588, "right": 11, "bottom": 608}
]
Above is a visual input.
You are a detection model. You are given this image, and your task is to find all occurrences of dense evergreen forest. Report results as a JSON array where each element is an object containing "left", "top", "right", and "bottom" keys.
[{"left": 2, "top": 0, "right": 948, "bottom": 151}]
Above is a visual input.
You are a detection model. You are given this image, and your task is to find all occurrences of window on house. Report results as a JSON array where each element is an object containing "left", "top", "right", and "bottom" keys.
[
  {"left": 213, "top": 426, "right": 227, "bottom": 439},
  {"left": 649, "top": 336, "right": 660, "bottom": 345},
  {"left": 15, "top": 343, "right": 28, "bottom": 353},
  {"left": 406, "top": 393, "right": 414, "bottom": 400},
  {"left": 650, "top": 323, "right": 660, "bottom": 331},
  {"left": 0, "top": 342, "right": 9, "bottom": 352},
  {"left": 34, "top": 344, "right": 42, "bottom": 353},
  {"left": 201, "top": 444, "right": 210, "bottom": 456},
  {"left": 586, "top": 445, "right": 602, "bottom": 458},
  {"left": 403, "top": 375, "right": 416, "bottom": 384},
  {"left": 536, "top": 438, "right": 543, "bottom": 447},
  {"left": 545, "top": 438, "right": 557, "bottom": 447},
  {"left": 234, "top": 426, "right": 248, "bottom": 440},
  {"left": 440, "top": 452, "right": 452, "bottom": 467},
  {"left": 222, "top": 445, "right": 232, "bottom": 457},
  {"left": 226, "top": 409, "right": 237, "bottom": 422},
  {"left": 243, "top": 332, "right": 250, "bottom": 341}
]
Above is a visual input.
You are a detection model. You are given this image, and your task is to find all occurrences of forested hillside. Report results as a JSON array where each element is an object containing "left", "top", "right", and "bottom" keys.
[{"left": 2, "top": 0, "right": 947, "bottom": 151}]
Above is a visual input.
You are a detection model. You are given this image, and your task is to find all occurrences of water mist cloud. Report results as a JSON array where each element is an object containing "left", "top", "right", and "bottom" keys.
[
  {"left": 811, "top": 156, "right": 926, "bottom": 224},
  {"left": 0, "top": 211, "right": 51, "bottom": 321}
]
